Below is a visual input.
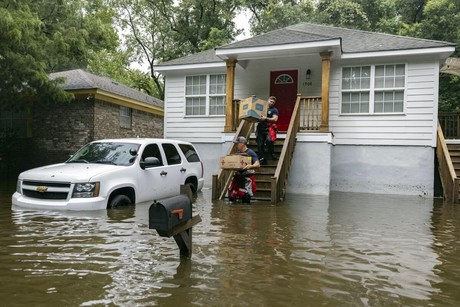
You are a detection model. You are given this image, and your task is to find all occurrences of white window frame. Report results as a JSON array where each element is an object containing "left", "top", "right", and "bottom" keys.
[
  {"left": 185, "top": 74, "right": 226, "bottom": 117},
  {"left": 120, "top": 106, "right": 132, "bottom": 128},
  {"left": 340, "top": 64, "right": 406, "bottom": 115}
]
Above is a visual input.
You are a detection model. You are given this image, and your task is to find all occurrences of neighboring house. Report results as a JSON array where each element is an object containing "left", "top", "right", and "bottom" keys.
[
  {"left": 154, "top": 23, "right": 456, "bottom": 197},
  {"left": 0, "top": 69, "right": 164, "bottom": 173}
]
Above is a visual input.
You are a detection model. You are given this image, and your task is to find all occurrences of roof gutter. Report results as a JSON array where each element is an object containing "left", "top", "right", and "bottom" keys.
[
  {"left": 215, "top": 39, "right": 342, "bottom": 60},
  {"left": 341, "top": 46, "right": 455, "bottom": 60},
  {"left": 154, "top": 62, "right": 225, "bottom": 73}
]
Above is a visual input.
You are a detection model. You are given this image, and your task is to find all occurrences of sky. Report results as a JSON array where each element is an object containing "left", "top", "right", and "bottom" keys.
[
  {"left": 130, "top": 10, "right": 251, "bottom": 72},
  {"left": 234, "top": 8, "right": 251, "bottom": 41}
]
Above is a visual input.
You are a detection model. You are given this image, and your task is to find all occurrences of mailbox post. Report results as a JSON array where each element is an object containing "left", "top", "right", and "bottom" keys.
[{"left": 149, "top": 185, "right": 201, "bottom": 258}]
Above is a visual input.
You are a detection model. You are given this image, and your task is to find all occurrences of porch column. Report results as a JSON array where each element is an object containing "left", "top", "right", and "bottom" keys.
[
  {"left": 224, "top": 58, "right": 237, "bottom": 132},
  {"left": 320, "top": 52, "right": 332, "bottom": 132}
]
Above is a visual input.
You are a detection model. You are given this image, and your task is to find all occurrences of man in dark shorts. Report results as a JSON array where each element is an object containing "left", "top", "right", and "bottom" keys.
[{"left": 256, "top": 96, "right": 279, "bottom": 165}]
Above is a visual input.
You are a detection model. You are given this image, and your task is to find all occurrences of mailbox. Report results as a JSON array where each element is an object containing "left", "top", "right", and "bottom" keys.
[{"left": 149, "top": 194, "right": 192, "bottom": 237}]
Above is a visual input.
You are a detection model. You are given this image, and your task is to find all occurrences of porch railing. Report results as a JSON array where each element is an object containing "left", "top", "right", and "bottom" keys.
[
  {"left": 217, "top": 94, "right": 322, "bottom": 203},
  {"left": 299, "top": 96, "right": 322, "bottom": 131},
  {"left": 270, "top": 94, "right": 303, "bottom": 203},
  {"left": 436, "top": 122, "right": 459, "bottom": 203},
  {"left": 229, "top": 96, "right": 322, "bottom": 132},
  {"left": 439, "top": 112, "right": 460, "bottom": 139}
]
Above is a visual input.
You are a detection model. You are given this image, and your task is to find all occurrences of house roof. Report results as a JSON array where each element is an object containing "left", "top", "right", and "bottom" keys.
[
  {"left": 49, "top": 69, "right": 164, "bottom": 109},
  {"left": 155, "top": 23, "right": 456, "bottom": 68},
  {"left": 220, "top": 23, "right": 455, "bottom": 53}
]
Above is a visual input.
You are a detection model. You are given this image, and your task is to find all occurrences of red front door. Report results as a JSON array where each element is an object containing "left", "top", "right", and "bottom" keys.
[{"left": 270, "top": 70, "right": 298, "bottom": 132}]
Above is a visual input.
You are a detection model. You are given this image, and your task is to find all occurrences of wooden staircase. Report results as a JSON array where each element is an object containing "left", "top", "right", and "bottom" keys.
[
  {"left": 448, "top": 143, "right": 460, "bottom": 178},
  {"left": 246, "top": 138, "right": 285, "bottom": 201},
  {"left": 212, "top": 94, "right": 303, "bottom": 204},
  {"left": 436, "top": 123, "right": 460, "bottom": 203}
]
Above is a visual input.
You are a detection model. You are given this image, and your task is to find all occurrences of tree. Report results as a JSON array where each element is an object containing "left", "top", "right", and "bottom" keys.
[
  {"left": 242, "top": 0, "right": 315, "bottom": 36},
  {"left": 111, "top": 0, "right": 241, "bottom": 100},
  {"left": 316, "top": 0, "right": 370, "bottom": 30},
  {"left": 0, "top": 0, "right": 119, "bottom": 105}
]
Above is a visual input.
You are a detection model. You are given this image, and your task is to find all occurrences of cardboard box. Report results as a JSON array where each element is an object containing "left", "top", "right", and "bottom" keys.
[
  {"left": 220, "top": 155, "right": 252, "bottom": 170},
  {"left": 238, "top": 96, "right": 267, "bottom": 122}
]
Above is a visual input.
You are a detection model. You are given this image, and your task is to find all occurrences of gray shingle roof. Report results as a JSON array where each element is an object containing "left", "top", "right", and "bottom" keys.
[
  {"left": 220, "top": 23, "right": 455, "bottom": 52},
  {"left": 49, "top": 69, "right": 163, "bottom": 108},
  {"left": 157, "top": 23, "right": 455, "bottom": 67},
  {"left": 155, "top": 48, "right": 222, "bottom": 66}
]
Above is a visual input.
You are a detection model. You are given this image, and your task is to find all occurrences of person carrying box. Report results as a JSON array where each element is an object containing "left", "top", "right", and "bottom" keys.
[
  {"left": 228, "top": 136, "right": 260, "bottom": 203},
  {"left": 256, "top": 96, "right": 279, "bottom": 165}
]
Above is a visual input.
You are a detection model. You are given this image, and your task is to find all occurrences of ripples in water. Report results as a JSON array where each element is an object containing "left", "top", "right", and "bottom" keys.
[{"left": 0, "top": 186, "right": 459, "bottom": 306}]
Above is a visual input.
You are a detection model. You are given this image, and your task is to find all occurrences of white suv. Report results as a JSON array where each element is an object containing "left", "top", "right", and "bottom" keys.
[{"left": 12, "top": 138, "right": 204, "bottom": 210}]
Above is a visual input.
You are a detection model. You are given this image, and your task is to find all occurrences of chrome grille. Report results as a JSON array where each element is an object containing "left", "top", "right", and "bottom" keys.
[{"left": 21, "top": 181, "right": 71, "bottom": 200}]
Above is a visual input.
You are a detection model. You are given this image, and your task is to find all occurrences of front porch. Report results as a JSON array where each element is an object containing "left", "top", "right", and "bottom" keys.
[
  {"left": 212, "top": 51, "right": 334, "bottom": 204},
  {"left": 223, "top": 52, "right": 333, "bottom": 133},
  {"left": 212, "top": 94, "right": 333, "bottom": 204}
]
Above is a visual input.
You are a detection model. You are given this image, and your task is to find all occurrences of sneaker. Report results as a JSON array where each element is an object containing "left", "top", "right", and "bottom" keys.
[
  {"left": 259, "top": 157, "right": 267, "bottom": 165},
  {"left": 271, "top": 154, "right": 278, "bottom": 160}
]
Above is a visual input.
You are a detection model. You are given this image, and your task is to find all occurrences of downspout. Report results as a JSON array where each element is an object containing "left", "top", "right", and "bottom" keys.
[
  {"left": 224, "top": 58, "right": 237, "bottom": 132},
  {"left": 320, "top": 52, "right": 332, "bottom": 132}
]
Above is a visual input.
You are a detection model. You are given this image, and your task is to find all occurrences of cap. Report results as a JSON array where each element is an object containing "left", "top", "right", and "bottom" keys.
[{"left": 233, "top": 136, "right": 247, "bottom": 144}]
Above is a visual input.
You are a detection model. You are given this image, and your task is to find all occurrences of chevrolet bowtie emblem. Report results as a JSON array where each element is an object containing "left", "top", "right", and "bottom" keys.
[{"left": 36, "top": 186, "right": 48, "bottom": 193}]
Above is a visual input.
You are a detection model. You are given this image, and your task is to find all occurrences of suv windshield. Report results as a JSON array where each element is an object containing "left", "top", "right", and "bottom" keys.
[{"left": 67, "top": 142, "right": 140, "bottom": 166}]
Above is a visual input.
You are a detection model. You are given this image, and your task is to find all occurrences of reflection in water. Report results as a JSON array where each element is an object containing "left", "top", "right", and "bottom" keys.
[
  {"left": 0, "top": 184, "right": 460, "bottom": 306},
  {"left": 326, "top": 193, "right": 440, "bottom": 305}
]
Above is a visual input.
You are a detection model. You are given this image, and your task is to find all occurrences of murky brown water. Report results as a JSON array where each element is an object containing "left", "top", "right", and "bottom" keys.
[{"left": 1, "top": 180, "right": 459, "bottom": 306}]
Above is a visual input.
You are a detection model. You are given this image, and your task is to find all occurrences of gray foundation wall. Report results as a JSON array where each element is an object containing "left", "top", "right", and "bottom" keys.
[
  {"left": 197, "top": 138, "right": 434, "bottom": 198},
  {"left": 330, "top": 145, "right": 434, "bottom": 197}
]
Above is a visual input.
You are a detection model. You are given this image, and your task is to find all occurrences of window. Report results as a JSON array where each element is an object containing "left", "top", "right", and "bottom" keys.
[
  {"left": 341, "top": 64, "right": 405, "bottom": 114},
  {"left": 275, "top": 74, "right": 294, "bottom": 84},
  {"left": 162, "top": 143, "right": 182, "bottom": 165},
  {"left": 141, "top": 144, "right": 163, "bottom": 166},
  {"left": 179, "top": 144, "right": 201, "bottom": 162},
  {"left": 120, "top": 106, "right": 132, "bottom": 128},
  {"left": 185, "top": 74, "right": 226, "bottom": 116}
]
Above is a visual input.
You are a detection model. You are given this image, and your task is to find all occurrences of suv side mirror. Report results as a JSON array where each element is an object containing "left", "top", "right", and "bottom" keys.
[{"left": 140, "top": 157, "right": 161, "bottom": 169}]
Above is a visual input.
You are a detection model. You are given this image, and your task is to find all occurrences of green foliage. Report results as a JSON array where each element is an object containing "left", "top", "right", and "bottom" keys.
[
  {"left": 439, "top": 75, "right": 460, "bottom": 112},
  {"left": 111, "top": 0, "right": 241, "bottom": 99},
  {"left": 0, "top": 0, "right": 118, "bottom": 106},
  {"left": 239, "top": 0, "right": 460, "bottom": 111},
  {"left": 316, "top": 0, "right": 370, "bottom": 30},
  {"left": 243, "top": 0, "right": 315, "bottom": 35},
  {"left": 88, "top": 49, "right": 159, "bottom": 97}
]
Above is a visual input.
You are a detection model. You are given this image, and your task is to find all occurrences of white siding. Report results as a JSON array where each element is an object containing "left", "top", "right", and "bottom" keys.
[
  {"left": 163, "top": 69, "right": 227, "bottom": 143},
  {"left": 162, "top": 55, "right": 440, "bottom": 147},
  {"left": 329, "top": 58, "right": 439, "bottom": 147},
  {"left": 163, "top": 55, "right": 321, "bottom": 143}
]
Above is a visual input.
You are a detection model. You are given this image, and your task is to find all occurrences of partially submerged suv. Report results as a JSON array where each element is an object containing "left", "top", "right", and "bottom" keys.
[{"left": 12, "top": 138, "right": 204, "bottom": 210}]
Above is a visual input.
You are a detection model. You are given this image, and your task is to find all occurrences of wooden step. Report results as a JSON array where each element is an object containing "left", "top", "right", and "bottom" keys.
[
  {"left": 253, "top": 188, "right": 272, "bottom": 198},
  {"left": 447, "top": 144, "right": 460, "bottom": 150},
  {"left": 255, "top": 180, "right": 271, "bottom": 189},
  {"left": 223, "top": 134, "right": 287, "bottom": 203}
]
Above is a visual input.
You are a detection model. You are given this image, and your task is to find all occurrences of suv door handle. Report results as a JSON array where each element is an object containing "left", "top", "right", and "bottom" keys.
[
  {"left": 180, "top": 168, "right": 186, "bottom": 173},
  {"left": 160, "top": 171, "right": 167, "bottom": 176}
]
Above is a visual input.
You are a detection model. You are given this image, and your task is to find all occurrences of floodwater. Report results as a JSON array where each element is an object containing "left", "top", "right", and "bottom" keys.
[{"left": 1, "top": 181, "right": 459, "bottom": 307}]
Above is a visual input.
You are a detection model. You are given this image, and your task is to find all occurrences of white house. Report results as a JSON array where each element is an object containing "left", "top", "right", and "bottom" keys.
[{"left": 154, "top": 23, "right": 456, "bottom": 198}]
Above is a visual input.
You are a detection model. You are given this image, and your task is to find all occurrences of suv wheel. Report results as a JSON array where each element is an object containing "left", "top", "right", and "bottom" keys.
[{"left": 108, "top": 194, "right": 131, "bottom": 209}]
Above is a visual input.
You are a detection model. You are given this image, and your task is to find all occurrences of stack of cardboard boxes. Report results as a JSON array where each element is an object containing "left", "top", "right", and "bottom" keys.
[{"left": 220, "top": 96, "right": 267, "bottom": 170}]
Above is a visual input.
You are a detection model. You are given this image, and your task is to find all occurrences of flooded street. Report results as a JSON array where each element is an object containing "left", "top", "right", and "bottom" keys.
[{"left": 1, "top": 181, "right": 460, "bottom": 306}]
